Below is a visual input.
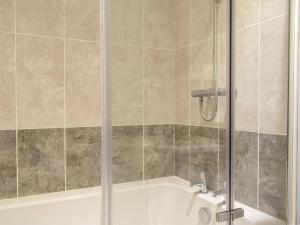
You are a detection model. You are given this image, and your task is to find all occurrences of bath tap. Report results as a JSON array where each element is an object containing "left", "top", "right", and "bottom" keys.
[
  {"left": 190, "top": 171, "right": 208, "bottom": 194},
  {"left": 191, "top": 182, "right": 208, "bottom": 194}
]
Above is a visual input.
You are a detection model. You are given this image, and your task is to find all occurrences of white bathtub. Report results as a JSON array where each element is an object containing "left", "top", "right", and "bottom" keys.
[{"left": 0, "top": 177, "right": 284, "bottom": 225}]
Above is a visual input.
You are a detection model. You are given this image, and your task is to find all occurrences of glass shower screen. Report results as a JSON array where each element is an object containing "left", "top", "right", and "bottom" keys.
[{"left": 101, "top": 0, "right": 290, "bottom": 224}]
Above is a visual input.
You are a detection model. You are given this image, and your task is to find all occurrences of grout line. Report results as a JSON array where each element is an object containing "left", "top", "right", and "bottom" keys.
[
  {"left": 63, "top": 0, "right": 67, "bottom": 191},
  {"left": 0, "top": 30, "right": 100, "bottom": 43},
  {"left": 142, "top": 2, "right": 149, "bottom": 224},
  {"left": 15, "top": 0, "right": 18, "bottom": 198},
  {"left": 188, "top": 0, "right": 191, "bottom": 183},
  {"left": 257, "top": 0, "right": 262, "bottom": 210},
  {"left": 173, "top": 1, "right": 176, "bottom": 177},
  {"left": 173, "top": 12, "right": 289, "bottom": 53},
  {"left": 216, "top": 0, "right": 221, "bottom": 190},
  {"left": 259, "top": 11, "right": 289, "bottom": 23},
  {"left": 112, "top": 43, "right": 175, "bottom": 51},
  {"left": 173, "top": 2, "right": 176, "bottom": 176},
  {"left": 142, "top": 0, "right": 145, "bottom": 182},
  {"left": 0, "top": 125, "right": 288, "bottom": 136},
  {"left": 173, "top": 51, "right": 176, "bottom": 177}
]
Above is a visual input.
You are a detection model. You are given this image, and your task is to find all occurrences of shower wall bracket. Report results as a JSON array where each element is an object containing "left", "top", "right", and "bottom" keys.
[
  {"left": 191, "top": 88, "right": 226, "bottom": 98},
  {"left": 191, "top": 88, "right": 237, "bottom": 98}
]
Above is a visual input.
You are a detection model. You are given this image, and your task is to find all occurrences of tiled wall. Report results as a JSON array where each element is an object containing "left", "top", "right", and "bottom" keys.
[
  {"left": 111, "top": 0, "right": 175, "bottom": 126},
  {"left": 0, "top": 0, "right": 101, "bottom": 198},
  {"left": 0, "top": 0, "right": 289, "bottom": 221},
  {"left": 0, "top": 0, "right": 176, "bottom": 198},
  {"left": 174, "top": 0, "right": 289, "bottom": 220},
  {"left": 175, "top": 126, "right": 287, "bottom": 219}
]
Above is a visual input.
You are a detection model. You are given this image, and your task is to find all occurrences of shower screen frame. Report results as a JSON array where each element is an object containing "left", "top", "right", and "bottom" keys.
[{"left": 288, "top": 0, "right": 300, "bottom": 224}]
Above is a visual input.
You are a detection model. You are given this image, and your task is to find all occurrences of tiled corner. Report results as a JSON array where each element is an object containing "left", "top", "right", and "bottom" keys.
[
  {"left": 190, "top": 126, "right": 218, "bottom": 191},
  {"left": 65, "top": 40, "right": 101, "bottom": 128},
  {"left": 259, "top": 133, "right": 287, "bottom": 220},
  {"left": 112, "top": 126, "right": 143, "bottom": 183},
  {"left": 16, "top": 0, "right": 64, "bottom": 37},
  {"left": 260, "top": 14, "right": 289, "bottom": 134},
  {"left": 175, "top": 47, "right": 189, "bottom": 125},
  {"left": 175, "top": 125, "right": 189, "bottom": 181},
  {"left": 144, "top": 0, "right": 175, "bottom": 49},
  {"left": 18, "top": 129, "right": 65, "bottom": 196},
  {"left": 16, "top": 35, "right": 64, "bottom": 129},
  {"left": 235, "top": 131, "right": 258, "bottom": 209},
  {"left": 0, "top": 130, "right": 17, "bottom": 199},
  {"left": 112, "top": 0, "right": 143, "bottom": 46},
  {"left": 112, "top": 45, "right": 143, "bottom": 126},
  {"left": 144, "top": 125, "right": 175, "bottom": 179},
  {"left": 0, "top": 0, "right": 15, "bottom": 32},
  {"left": 0, "top": 32, "right": 16, "bottom": 130},
  {"left": 65, "top": 0, "right": 100, "bottom": 41},
  {"left": 66, "top": 127, "right": 101, "bottom": 190},
  {"left": 144, "top": 49, "right": 175, "bottom": 125}
]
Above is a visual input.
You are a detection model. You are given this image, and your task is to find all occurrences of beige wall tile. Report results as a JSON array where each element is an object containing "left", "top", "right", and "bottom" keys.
[
  {"left": 0, "top": 0, "right": 15, "bottom": 32},
  {"left": 144, "top": 49, "right": 174, "bottom": 124},
  {"left": 112, "top": 0, "right": 143, "bottom": 46},
  {"left": 0, "top": 33, "right": 15, "bottom": 130},
  {"left": 260, "top": 0, "right": 289, "bottom": 20},
  {"left": 16, "top": 0, "right": 64, "bottom": 37},
  {"left": 16, "top": 35, "right": 64, "bottom": 129},
  {"left": 190, "top": 0, "right": 214, "bottom": 44},
  {"left": 260, "top": 14, "right": 289, "bottom": 134},
  {"left": 189, "top": 40, "right": 220, "bottom": 128},
  {"left": 175, "top": 0, "right": 189, "bottom": 49},
  {"left": 112, "top": 104, "right": 143, "bottom": 126},
  {"left": 112, "top": 45, "right": 143, "bottom": 125},
  {"left": 65, "top": 0, "right": 100, "bottom": 41},
  {"left": 144, "top": 0, "right": 175, "bottom": 49},
  {"left": 236, "top": 0, "right": 259, "bottom": 28},
  {"left": 175, "top": 47, "right": 189, "bottom": 125},
  {"left": 236, "top": 25, "right": 259, "bottom": 132},
  {"left": 66, "top": 40, "right": 101, "bottom": 128}
]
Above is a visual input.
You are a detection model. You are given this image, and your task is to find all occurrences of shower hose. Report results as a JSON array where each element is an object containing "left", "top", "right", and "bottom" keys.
[{"left": 199, "top": 0, "right": 220, "bottom": 121}]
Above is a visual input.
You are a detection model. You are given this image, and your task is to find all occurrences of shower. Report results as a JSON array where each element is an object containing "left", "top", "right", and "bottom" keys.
[{"left": 192, "top": 0, "right": 222, "bottom": 121}]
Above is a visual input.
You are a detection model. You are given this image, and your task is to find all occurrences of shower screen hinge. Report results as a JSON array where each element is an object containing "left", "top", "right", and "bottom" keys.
[{"left": 216, "top": 208, "right": 244, "bottom": 222}]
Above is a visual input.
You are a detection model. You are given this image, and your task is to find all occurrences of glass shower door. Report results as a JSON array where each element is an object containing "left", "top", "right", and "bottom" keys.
[{"left": 231, "top": 0, "right": 290, "bottom": 224}]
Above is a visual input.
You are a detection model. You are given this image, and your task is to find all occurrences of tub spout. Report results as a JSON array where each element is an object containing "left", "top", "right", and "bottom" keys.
[{"left": 191, "top": 182, "right": 208, "bottom": 194}]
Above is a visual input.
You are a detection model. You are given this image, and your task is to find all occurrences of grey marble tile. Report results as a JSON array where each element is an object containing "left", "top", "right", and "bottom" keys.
[
  {"left": 190, "top": 126, "right": 218, "bottom": 190},
  {"left": 18, "top": 129, "right": 64, "bottom": 196},
  {"left": 175, "top": 125, "right": 189, "bottom": 181},
  {"left": 112, "top": 126, "right": 143, "bottom": 183},
  {"left": 0, "top": 130, "right": 17, "bottom": 199},
  {"left": 144, "top": 125, "right": 175, "bottom": 179},
  {"left": 235, "top": 131, "right": 258, "bottom": 209},
  {"left": 259, "top": 133, "right": 287, "bottom": 220},
  {"left": 66, "top": 127, "right": 101, "bottom": 190}
]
